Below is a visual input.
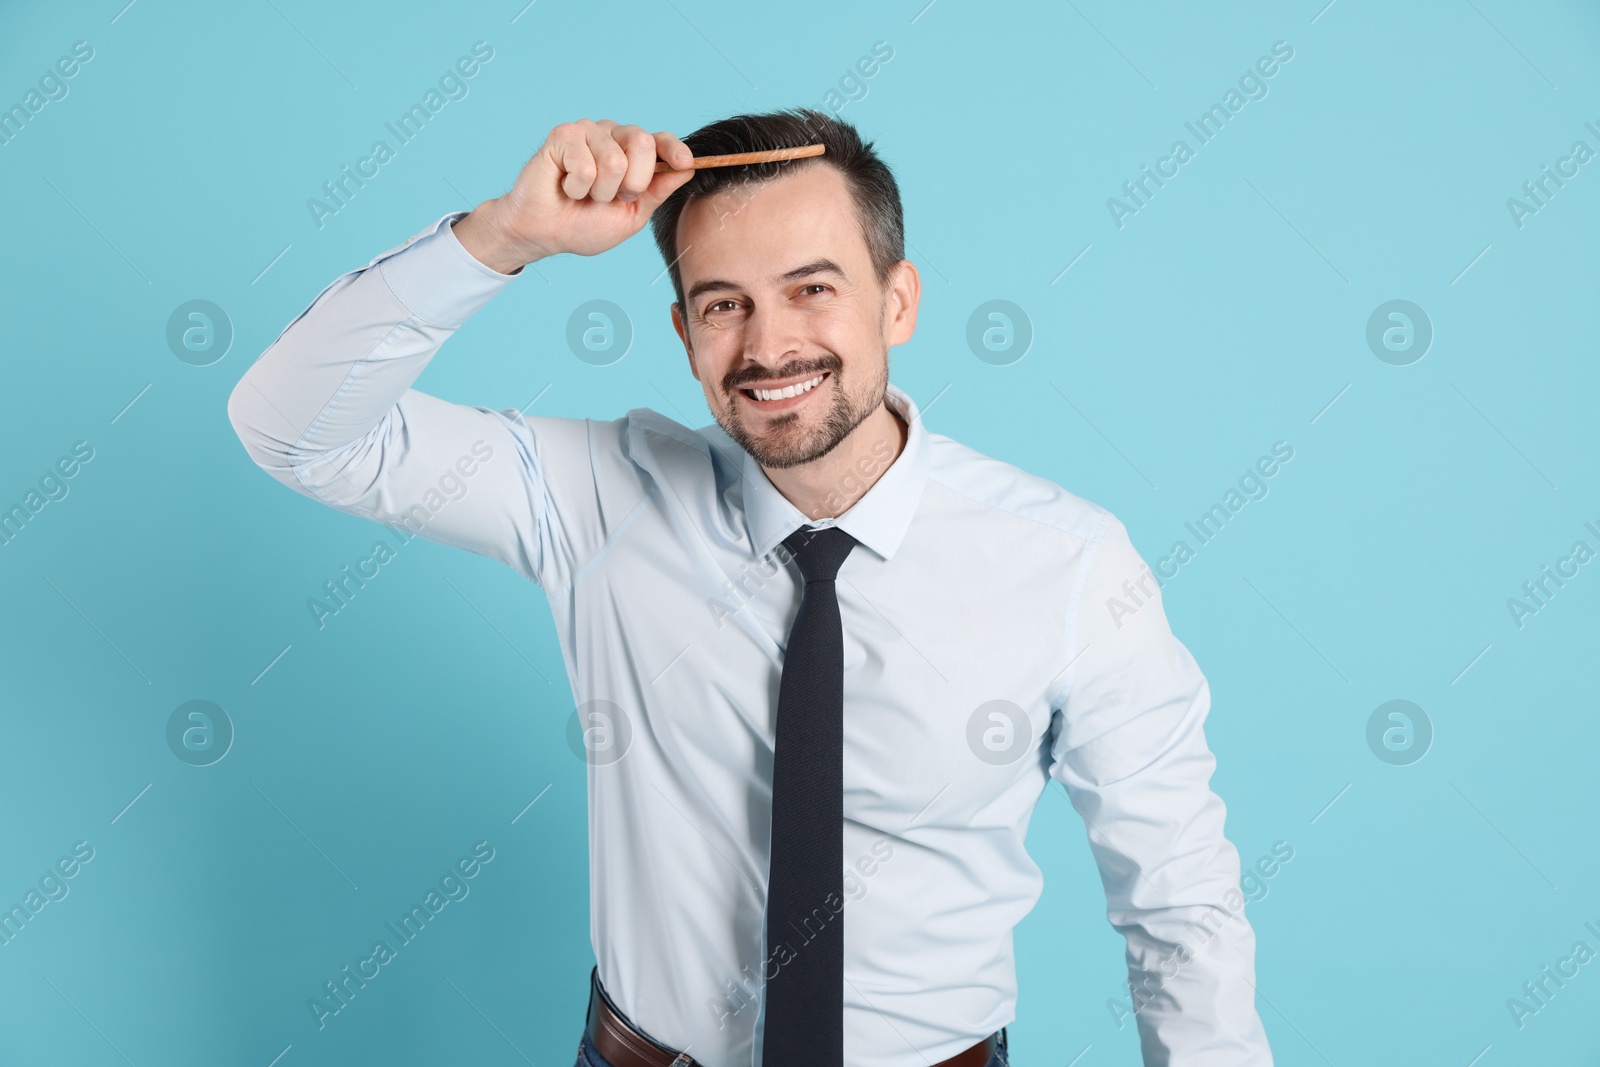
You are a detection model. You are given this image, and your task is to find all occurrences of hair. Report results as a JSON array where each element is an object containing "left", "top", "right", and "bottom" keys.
[{"left": 649, "top": 107, "right": 904, "bottom": 310}]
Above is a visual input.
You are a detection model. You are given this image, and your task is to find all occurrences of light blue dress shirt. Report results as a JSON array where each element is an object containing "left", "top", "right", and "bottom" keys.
[{"left": 228, "top": 212, "right": 1272, "bottom": 1067}]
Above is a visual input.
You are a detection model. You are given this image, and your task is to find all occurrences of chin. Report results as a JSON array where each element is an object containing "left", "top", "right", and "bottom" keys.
[{"left": 746, "top": 419, "right": 834, "bottom": 469}]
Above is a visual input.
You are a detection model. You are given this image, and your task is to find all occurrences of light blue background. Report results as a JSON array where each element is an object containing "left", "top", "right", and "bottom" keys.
[{"left": 2, "top": 1, "right": 1598, "bottom": 1064}]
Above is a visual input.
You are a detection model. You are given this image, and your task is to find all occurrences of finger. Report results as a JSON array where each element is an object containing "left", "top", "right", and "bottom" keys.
[
  {"left": 549, "top": 121, "right": 597, "bottom": 201},
  {"left": 614, "top": 125, "right": 660, "bottom": 202},
  {"left": 652, "top": 130, "right": 694, "bottom": 171},
  {"left": 633, "top": 164, "right": 697, "bottom": 217},
  {"left": 629, "top": 129, "right": 695, "bottom": 214},
  {"left": 586, "top": 123, "right": 630, "bottom": 203}
]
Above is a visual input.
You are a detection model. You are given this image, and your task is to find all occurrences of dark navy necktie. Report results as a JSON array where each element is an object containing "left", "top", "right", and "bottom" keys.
[{"left": 761, "top": 525, "right": 858, "bottom": 1067}]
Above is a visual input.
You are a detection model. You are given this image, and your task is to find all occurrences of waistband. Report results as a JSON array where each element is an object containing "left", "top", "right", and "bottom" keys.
[{"left": 584, "top": 966, "right": 1006, "bottom": 1067}]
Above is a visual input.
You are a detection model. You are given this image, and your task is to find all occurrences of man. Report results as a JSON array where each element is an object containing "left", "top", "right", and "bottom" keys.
[{"left": 228, "top": 108, "right": 1273, "bottom": 1067}]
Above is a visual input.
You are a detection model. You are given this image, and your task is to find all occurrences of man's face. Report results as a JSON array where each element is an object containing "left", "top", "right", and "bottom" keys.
[{"left": 670, "top": 164, "right": 917, "bottom": 470}]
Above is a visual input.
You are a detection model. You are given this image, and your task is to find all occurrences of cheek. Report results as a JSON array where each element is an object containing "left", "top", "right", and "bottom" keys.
[
  {"left": 691, "top": 348, "right": 742, "bottom": 403},
  {"left": 687, "top": 325, "right": 735, "bottom": 369},
  {"left": 820, "top": 313, "right": 882, "bottom": 375},
  {"left": 807, "top": 305, "right": 867, "bottom": 348}
]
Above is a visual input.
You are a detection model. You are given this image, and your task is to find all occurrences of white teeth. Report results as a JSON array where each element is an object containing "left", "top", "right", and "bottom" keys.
[{"left": 752, "top": 374, "right": 824, "bottom": 402}]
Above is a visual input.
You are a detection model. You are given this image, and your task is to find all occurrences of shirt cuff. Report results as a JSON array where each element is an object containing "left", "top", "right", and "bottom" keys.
[{"left": 377, "top": 211, "right": 520, "bottom": 329}]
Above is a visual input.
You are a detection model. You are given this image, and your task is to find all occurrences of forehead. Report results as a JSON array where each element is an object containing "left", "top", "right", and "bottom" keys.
[{"left": 676, "top": 164, "right": 870, "bottom": 287}]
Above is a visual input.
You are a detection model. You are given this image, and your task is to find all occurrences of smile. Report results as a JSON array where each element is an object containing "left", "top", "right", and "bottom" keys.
[{"left": 738, "top": 372, "right": 829, "bottom": 407}]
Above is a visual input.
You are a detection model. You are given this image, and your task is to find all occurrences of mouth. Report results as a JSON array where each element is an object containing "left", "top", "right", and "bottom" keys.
[{"left": 735, "top": 370, "right": 831, "bottom": 412}]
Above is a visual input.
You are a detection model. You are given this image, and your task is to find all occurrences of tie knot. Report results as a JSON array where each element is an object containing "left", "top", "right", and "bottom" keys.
[{"left": 782, "top": 525, "right": 858, "bottom": 583}]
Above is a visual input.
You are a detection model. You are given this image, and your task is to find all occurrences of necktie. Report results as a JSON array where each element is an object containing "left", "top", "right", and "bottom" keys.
[{"left": 761, "top": 524, "right": 858, "bottom": 1067}]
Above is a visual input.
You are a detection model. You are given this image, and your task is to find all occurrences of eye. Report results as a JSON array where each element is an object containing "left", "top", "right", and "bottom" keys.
[
  {"left": 704, "top": 299, "right": 739, "bottom": 314},
  {"left": 799, "top": 283, "right": 830, "bottom": 296}
]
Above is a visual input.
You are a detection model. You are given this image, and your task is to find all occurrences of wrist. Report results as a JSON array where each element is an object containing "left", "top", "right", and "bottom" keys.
[{"left": 452, "top": 201, "right": 541, "bottom": 276}]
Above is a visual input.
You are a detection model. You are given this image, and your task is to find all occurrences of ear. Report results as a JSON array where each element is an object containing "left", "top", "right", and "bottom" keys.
[
  {"left": 883, "top": 259, "right": 921, "bottom": 347},
  {"left": 670, "top": 302, "right": 700, "bottom": 382}
]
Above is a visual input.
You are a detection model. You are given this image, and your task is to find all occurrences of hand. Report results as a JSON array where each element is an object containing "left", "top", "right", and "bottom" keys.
[{"left": 453, "top": 119, "right": 696, "bottom": 274}]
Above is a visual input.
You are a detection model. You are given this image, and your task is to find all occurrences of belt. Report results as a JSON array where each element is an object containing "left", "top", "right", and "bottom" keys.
[{"left": 585, "top": 966, "right": 1005, "bottom": 1067}]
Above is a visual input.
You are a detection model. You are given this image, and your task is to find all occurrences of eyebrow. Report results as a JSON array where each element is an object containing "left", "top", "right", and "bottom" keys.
[{"left": 684, "top": 258, "right": 848, "bottom": 305}]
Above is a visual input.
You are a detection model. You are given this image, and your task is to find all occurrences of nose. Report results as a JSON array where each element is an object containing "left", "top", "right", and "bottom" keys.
[{"left": 740, "top": 303, "right": 803, "bottom": 371}]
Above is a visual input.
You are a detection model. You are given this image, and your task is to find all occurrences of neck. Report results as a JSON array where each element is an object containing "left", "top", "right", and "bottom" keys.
[{"left": 762, "top": 397, "right": 909, "bottom": 522}]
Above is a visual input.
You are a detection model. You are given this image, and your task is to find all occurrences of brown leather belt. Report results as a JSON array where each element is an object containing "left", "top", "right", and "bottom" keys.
[{"left": 585, "top": 966, "right": 1004, "bottom": 1067}]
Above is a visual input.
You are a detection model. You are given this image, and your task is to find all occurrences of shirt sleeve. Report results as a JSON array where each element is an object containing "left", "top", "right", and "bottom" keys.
[
  {"left": 1048, "top": 513, "right": 1273, "bottom": 1065},
  {"left": 226, "top": 212, "right": 614, "bottom": 593}
]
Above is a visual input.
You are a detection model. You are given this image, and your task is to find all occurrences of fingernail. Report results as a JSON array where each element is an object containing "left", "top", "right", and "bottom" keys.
[{"left": 619, "top": 191, "right": 638, "bottom": 202}]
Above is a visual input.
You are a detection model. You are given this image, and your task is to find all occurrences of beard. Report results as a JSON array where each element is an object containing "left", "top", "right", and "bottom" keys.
[{"left": 716, "top": 349, "right": 888, "bottom": 470}]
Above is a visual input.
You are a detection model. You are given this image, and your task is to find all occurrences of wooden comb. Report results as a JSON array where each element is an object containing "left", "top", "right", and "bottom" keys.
[{"left": 654, "top": 144, "right": 826, "bottom": 172}]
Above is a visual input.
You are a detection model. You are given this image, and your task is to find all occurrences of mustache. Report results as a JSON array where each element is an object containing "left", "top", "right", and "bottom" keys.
[{"left": 725, "top": 355, "right": 841, "bottom": 392}]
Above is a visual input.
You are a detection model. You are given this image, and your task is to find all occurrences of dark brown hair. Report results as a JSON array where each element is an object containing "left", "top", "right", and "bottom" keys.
[{"left": 649, "top": 107, "right": 904, "bottom": 309}]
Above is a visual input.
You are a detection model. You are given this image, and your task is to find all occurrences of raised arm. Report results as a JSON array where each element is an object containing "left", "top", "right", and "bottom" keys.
[
  {"left": 226, "top": 121, "right": 696, "bottom": 590},
  {"left": 1049, "top": 513, "right": 1273, "bottom": 1065}
]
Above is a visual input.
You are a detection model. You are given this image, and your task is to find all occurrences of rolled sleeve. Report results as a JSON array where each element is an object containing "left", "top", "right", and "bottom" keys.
[{"left": 1050, "top": 515, "right": 1273, "bottom": 1065}]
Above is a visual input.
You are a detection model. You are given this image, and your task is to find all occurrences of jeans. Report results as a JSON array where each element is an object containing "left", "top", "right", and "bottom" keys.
[{"left": 574, "top": 1027, "right": 1011, "bottom": 1067}]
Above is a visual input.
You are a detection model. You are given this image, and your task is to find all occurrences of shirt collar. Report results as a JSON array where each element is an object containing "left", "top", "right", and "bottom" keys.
[{"left": 741, "top": 382, "right": 930, "bottom": 563}]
